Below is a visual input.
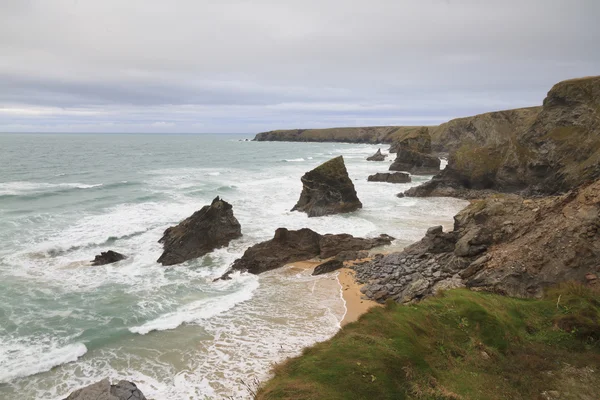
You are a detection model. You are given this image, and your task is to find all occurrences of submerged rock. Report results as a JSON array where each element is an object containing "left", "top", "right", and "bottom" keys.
[
  {"left": 366, "top": 148, "right": 387, "bottom": 161},
  {"left": 292, "top": 156, "right": 362, "bottom": 217},
  {"left": 312, "top": 259, "right": 344, "bottom": 275},
  {"left": 220, "top": 228, "right": 393, "bottom": 278},
  {"left": 91, "top": 250, "right": 126, "bottom": 266},
  {"left": 157, "top": 197, "right": 242, "bottom": 266},
  {"left": 64, "top": 379, "right": 146, "bottom": 400},
  {"left": 367, "top": 172, "right": 411, "bottom": 184}
]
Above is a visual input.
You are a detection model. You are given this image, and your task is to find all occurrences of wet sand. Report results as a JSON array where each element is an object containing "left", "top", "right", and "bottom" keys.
[{"left": 337, "top": 268, "right": 381, "bottom": 326}]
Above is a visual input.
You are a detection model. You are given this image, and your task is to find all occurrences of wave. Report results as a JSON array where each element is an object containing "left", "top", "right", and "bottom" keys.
[
  {"left": 0, "top": 342, "right": 87, "bottom": 384},
  {"left": 281, "top": 158, "right": 306, "bottom": 162},
  {"left": 0, "top": 181, "right": 135, "bottom": 200},
  {"left": 129, "top": 276, "right": 259, "bottom": 335}
]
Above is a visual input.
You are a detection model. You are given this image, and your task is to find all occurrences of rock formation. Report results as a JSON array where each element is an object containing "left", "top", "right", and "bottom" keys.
[
  {"left": 91, "top": 250, "right": 126, "bottom": 266},
  {"left": 291, "top": 156, "right": 362, "bottom": 217},
  {"left": 219, "top": 228, "right": 393, "bottom": 278},
  {"left": 387, "top": 127, "right": 441, "bottom": 175},
  {"left": 157, "top": 197, "right": 242, "bottom": 266},
  {"left": 64, "top": 379, "right": 146, "bottom": 400},
  {"left": 406, "top": 76, "right": 600, "bottom": 198},
  {"left": 312, "top": 259, "right": 344, "bottom": 275},
  {"left": 366, "top": 148, "right": 386, "bottom": 161},
  {"left": 367, "top": 172, "right": 411, "bottom": 184},
  {"left": 389, "top": 126, "right": 432, "bottom": 154},
  {"left": 354, "top": 179, "right": 600, "bottom": 303}
]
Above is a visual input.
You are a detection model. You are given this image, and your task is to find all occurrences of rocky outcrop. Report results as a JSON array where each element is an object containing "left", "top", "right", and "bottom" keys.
[
  {"left": 292, "top": 156, "right": 362, "bottom": 217},
  {"left": 407, "top": 76, "right": 600, "bottom": 198},
  {"left": 354, "top": 179, "right": 600, "bottom": 303},
  {"left": 387, "top": 127, "right": 441, "bottom": 175},
  {"left": 254, "top": 126, "right": 430, "bottom": 144},
  {"left": 366, "top": 148, "right": 386, "bottom": 161},
  {"left": 319, "top": 233, "right": 394, "bottom": 258},
  {"left": 220, "top": 228, "right": 393, "bottom": 278},
  {"left": 389, "top": 126, "right": 432, "bottom": 154},
  {"left": 157, "top": 197, "right": 242, "bottom": 266},
  {"left": 91, "top": 250, "right": 126, "bottom": 266},
  {"left": 312, "top": 259, "right": 344, "bottom": 275},
  {"left": 64, "top": 379, "right": 146, "bottom": 400},
  {"left": 389, "top": 149, "right": 440, "bottom": 175},
  {"left": 367, "top": 172, "right": 411, "bottom": 184}
]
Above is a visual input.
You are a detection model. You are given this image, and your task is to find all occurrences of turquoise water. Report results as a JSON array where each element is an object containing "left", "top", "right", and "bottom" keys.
[{"left": 0, "top": 133, "right": 467, "bottom": 399}]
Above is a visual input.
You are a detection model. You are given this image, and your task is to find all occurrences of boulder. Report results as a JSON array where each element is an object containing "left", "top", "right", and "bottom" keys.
[
  {"left": 367, "top": 172, "right": 411, "bottom": 184},
  {"left": 157, "top": 197, "right": 242, "bottom": 266},
  {"left": 366, "top": 148, "right": 387, "bottom": 161},
  {"left": 312, "top": 259, "right": 344, "bottom": 275},
  {"left": 64, "top": 379, "right": 146, "bottom": 400},
  {"left": 91, "top": 250, "right": 126, "bottom": 266},
  {"left": 220, "top": 228, "right": 393, "bottom": 278},
  {"left": 291, "top": 156, "right": 362, "bottom": 217},
  {"left": 389, "top": 148, "right": 440, "bottom": 175}
]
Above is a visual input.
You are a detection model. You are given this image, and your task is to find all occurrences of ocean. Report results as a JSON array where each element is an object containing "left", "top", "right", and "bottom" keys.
[{"left": 0, "top": 133, "right": 467, "bottom": 399}]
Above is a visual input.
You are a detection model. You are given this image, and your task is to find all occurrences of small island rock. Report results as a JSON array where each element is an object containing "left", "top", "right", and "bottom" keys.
[
  {"left": 64, "top": 379, "right": 146, "bottom": 400},
  {"left": 91, "top": 250, "right": 126, "bottom": 266},
  {"left": 292, "top": 156, "right": 362, "bottom": 217},
  {"left": 367, "top": 172, "right": 411, "bottom": 184},
  {"left": 366, "top": 148, "right": 387, "bottom": 161},
  {"left": 157, "top": 197, "right": 242, "bottom": 266}
]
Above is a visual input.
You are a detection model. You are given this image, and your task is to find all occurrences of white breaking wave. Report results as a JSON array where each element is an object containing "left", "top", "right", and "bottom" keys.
[
  {"left": 129, "top": 275, "right": 260, "bottom": 335},
  {"left": 0, "top": 341, "right": 87, "bottom": 384},
  {"left": 0, "top": 181, "right": 103, "bottom": 196}
]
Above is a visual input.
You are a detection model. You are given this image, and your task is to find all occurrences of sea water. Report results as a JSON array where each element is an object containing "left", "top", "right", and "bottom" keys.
[{"left": 0, "top": 133, "right": 467, "bottom": 399}]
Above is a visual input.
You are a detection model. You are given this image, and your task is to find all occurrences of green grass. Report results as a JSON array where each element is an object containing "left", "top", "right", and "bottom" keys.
[{"left": 257, "top": 283, "right": 600, "bottom": 400}]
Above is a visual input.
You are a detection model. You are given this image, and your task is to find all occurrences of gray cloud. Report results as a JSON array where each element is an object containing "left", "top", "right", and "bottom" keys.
[{"left": 1, "top": 0, "right": 599, "bottom": 133}]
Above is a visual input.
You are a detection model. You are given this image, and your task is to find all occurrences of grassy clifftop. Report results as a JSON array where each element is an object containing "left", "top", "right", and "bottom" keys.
[
  {"left": 253, "top": 126, "right": 430, "bottom": 144},
  {"left": 258, "top": 284, "right": 600, "bottom": 400}
]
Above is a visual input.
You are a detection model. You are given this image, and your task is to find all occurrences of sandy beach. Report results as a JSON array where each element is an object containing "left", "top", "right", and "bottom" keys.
[{"left": 285, "top": 260, "right": 381, "bottom": 327}]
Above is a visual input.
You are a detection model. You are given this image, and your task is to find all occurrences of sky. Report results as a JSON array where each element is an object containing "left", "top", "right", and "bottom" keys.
[{"left": 1, "top": 0, "right": 599, "bottom": 134}]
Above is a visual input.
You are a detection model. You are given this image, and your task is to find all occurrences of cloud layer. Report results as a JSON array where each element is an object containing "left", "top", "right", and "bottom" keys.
[{"left": 1, "top": 0, "right": 599, "bottom": 133}]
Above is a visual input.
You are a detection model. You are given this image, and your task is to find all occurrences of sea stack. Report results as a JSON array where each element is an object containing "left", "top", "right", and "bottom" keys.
[
  {"left": 388, "top": 127, "right": 440, "bottom": 175},
  {"left": 157, "top": 197, "right": 242, "bottom": 266},
  {"left": 366, "top": 148, "right": 386, "bottom": 161},
  {"left": 292, "top": 156, "right": 362, "bottom": 217}
]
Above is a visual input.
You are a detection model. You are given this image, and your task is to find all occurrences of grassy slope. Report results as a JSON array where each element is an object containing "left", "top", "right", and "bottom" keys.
[{"left": 258, "top": 284, "right": 600, "bottom": 400}]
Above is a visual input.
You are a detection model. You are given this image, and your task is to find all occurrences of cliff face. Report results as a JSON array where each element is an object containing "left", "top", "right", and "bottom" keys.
[
  {"left": 253, "top": 126, "right": 429, "bottom": 144},
  {"left": 429, "top": 107, "right": 541, "bottom": 153},
  {"left": 408, "top": 76, "right": 600, "bottom": 197}
]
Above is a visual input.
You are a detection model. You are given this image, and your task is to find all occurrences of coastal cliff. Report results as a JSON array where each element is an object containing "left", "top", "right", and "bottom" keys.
[{"left": 254, "top": 126, "right": 430, "bottom": 145}]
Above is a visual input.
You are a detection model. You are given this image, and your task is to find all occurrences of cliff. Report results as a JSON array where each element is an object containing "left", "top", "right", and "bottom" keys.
[
  {"left": 407, "top": 76, "right": 600, "bottom": 197},
  {"left": 253, "top": 126, "right": 430, "bottom": 144}
]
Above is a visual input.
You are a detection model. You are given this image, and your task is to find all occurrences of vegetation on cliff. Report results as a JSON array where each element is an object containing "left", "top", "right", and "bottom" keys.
[{"left": 258, "top": 284, "right": 600, "bottom": 400}]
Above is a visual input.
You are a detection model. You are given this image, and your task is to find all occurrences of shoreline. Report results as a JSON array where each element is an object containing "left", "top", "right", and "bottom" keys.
[
  {"left": 337, "top": 267, "right": 381, "bottom": 326},
  {"left": 285, "top": 260, "right": 381, "bottom": 327}
]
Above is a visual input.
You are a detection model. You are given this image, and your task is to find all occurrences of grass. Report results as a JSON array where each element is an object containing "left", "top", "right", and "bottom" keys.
[{"left": 257, "top": 283, "right": 600, "bottom": 400}]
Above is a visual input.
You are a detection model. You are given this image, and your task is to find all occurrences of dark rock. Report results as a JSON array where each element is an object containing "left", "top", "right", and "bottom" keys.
[
  {"left": 319, "top": 233, "right": 394, "bottom": 258},
  {"left": 312, "top": 259, "right": 344, "bottom": 275},
  {"left": 389, "top": 148, "right": 441, "bottom": 175},
  {"left": 91, "top": 250, "right": 126, "bottom": 266},
  {"left": 64, "top": 379, "right": 146, "bottom": 400},
  {"left": 367, "top": 172, "right": 411, "bottom": 184},
  {"left": 220, "top": 228, "right": 393, "bottom": 278},
  {"left": 157, "top": 197, "right": 242, "bottom": 266},
  {"left": 292, "top": 156, "right": 362, "bottom": 217},
  {"left": 335, "top": 250, "right": 370, "bottom": 262},
  {"left": 396, "top": 192, "right": 405, "bottom": 198},
  {"left": 367, "top": 148, "right": 387, "bottom": 161}
]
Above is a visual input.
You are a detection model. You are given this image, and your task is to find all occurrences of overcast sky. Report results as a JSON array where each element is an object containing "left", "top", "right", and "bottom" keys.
[{"left": 1, "top": 0, "right": 599, "bottom": 133}]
